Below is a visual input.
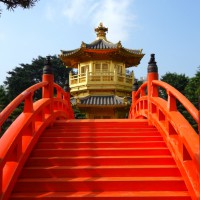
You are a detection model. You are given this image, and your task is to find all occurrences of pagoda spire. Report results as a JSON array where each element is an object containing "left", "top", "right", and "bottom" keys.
[{"left": 95, "top": 22, "right": 108, "bottom": 40}]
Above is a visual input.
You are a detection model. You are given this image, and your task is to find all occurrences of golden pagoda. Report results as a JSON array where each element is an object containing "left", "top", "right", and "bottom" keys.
[{"left": 60, "top": 23, "right": 144, "bottom": 119}]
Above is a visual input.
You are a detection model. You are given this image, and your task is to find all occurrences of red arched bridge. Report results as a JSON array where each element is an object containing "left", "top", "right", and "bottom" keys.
[{"left": 0, "top": 55, "right": 199, "bottom": 199}]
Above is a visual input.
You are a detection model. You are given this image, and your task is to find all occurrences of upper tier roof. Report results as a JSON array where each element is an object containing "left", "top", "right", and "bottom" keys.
[
  {"left": 60, "top": 23, "right": 144, "bottom": 68},
  {"left": 85, "top": 39, "right": 118, "bottom": 49}
]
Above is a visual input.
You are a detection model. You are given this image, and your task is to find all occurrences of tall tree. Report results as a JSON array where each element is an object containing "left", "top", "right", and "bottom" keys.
[
  {"left": 1, "top": 55, "right": 72, "bottom": 135},
  {"left": 185, "top": 66, "right": 200, "bottom": 109},
  {"left": 0, "top": 85, "right": 9, "bottom": 111},
  {"left": 4, "top": 55, "right": 71, "bottom": 102},
  {"left": 160, "top": 71, "right": 198, "bottom": 131},
  {"left": 0, "top": 0, "right": 39, "bottom": 15},
  {"left": 160, "top": 72, "right": 189, "bottom": 99}
]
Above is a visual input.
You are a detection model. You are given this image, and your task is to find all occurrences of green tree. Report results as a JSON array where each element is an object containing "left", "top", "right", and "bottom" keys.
[
  {"left": 185, "top": 67, "right": 200, "bottom": 109},
  {"left": 160, "top": 72, "right": 189, "bottom": 99},
  {"left": 4, "top": 55, "right": 71, "bottom": 102},
  {"left": 0, "top": 0, "right": 39, "bottom": 15},
  {"left": 73, "top": 107, "right": 86, "bottom": 119},
  {"left": 160, "top": 71, "right": 198, "bottom": 132},
  {"left": 0, "top": 85, "right": 9, "bottom": 111},
  {"left": 1, "top": 55, "right": 72, "bottom": 136}
]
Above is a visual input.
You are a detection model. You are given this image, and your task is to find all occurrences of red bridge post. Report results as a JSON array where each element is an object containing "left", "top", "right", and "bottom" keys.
[
  {"left": 64, "top": 79, "right": 74, "bottom": 119},
  {"left": 42, "top": 56, "right": 54, "bottom": 99},
  {"left": 131, "top": 79, "right": 139, "bottom": 118},
  {"left": 42, "top": 56, "right": 54, "bottom": 119},
  {"left": 147, "top": 54, "right": 158, "bottom": 124},
  {"left": 64, "top": 79, "right": 70, "bottom": 103},
  {"left": 199, "top": 96, "right": 200, "bottom": 155}
]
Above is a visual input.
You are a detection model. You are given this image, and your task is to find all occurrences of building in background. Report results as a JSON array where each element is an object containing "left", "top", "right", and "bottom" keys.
[{"left": 60, "top": 23, "right": 144, "bottom": 119}]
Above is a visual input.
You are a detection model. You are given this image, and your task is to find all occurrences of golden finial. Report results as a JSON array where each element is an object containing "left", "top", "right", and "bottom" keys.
[
  {"left": 95, "top": 22, "right": 108, "bottom": 40},
  {"left": 117, "top": 41, "right": 122, "bottom": 48},
  {"left": 81, "top": 41, "right": 86, "bottom": 48}
]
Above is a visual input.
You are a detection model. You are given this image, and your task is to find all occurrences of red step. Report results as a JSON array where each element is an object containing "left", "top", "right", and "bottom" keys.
[
  {"left": 41, "top": 131, "right": 160, "bottom": 137},
  {"left": 31, "top": 147, "right": 171, "bottom": 157},
  {"left": 20, "top": 165, "right": 181, "bottom": 178},
  {"left": 10, "top": 191, "right": 191, "bottom": 200},
  {"left": 13, "top": 177, "right": 187, "bottom": 192},
  {"left": 10, "top": 119, "right": 192, "bottom": 199},
  {"left": 25, "top": 155, "right": 177, "bottom": 167},
  {"left": 39, "top": 135, "right": 164, "bottom": 142},
  {"left": 35, "top": 141, "right": 167, "bottom": 148}
]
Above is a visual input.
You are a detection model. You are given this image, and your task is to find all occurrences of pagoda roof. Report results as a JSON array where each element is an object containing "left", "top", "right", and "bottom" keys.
[
  {"left": 60, "top": 23, "right": 144, "bottom": 68},
  {"left": 85, "top": 38, "right": 118, "bottom": 49},
  {"left": 71, "top": 95, "right": 131, "bottom": 107},
  {"left": 81, "top": 95, "right": 123, "bottom": 105}
]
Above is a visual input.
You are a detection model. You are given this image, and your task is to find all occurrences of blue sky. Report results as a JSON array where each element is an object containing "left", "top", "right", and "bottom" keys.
[{"left": 0, "top": 0, "right": 200, "bottom": 85}]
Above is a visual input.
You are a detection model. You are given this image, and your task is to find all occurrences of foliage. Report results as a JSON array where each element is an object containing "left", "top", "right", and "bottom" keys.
[
  {"left": 185, "top": 67, "right": 200, "bottom": 109},
  {"left": 159, "top": 71, "right": 198, "bottom": 132},
  {"left": 4, "top": 55, "right": 71, "bottom": 102},
  {"left": 0, "top": 85, "right": 22, "bottom": 136},
  {"left": 0, "top": 0, "right": 39, "bottom": 15},
  {"left": 0, "top": 85, "right": 9, "bottom": 111},
  {"left": 160, "top": 72, "right": 189, "bottom": 99},
  {"left": 137, "top": 79, "right": 144, "bottom": 88},
  {"left": 1, "top": 55, "right": 72, "bottom": 136},
  {"left": 1, "top": 104, "right": 23, "bottom": 137},
  {"left": 0, "top": 85, "right": 9, "bottom": 136},
  {"left": 73, "top": 107, "right": 86, "bottom": 119},
  {"left": 184, "top": 67, "right": 200, "bottom": 132}
]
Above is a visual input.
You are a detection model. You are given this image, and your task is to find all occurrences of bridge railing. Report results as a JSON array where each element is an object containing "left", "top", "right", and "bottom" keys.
[
  {"left": 0, "top": 57, "right": 74, "bottom": 200},
  {"left": 129, "top": 54, "right": 200, "bottom": 200}
]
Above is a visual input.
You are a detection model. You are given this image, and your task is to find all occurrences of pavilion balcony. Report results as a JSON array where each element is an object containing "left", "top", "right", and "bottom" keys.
[{"left": 69, "top": 71, "right": 134, "bottom": 92}]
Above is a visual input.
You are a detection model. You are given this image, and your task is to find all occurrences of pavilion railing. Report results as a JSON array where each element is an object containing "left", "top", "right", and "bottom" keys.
[{"left": 69, "top": 71, "right": 134, "bottom": 86}]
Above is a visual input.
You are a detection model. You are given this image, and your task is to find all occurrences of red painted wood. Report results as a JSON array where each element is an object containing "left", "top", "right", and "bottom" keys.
[
  {"left": 10, "top": 120, "right": 192, "bottom": 199},
  {"left": 25, "top": 155, "right": 176, "bottom": 167}
]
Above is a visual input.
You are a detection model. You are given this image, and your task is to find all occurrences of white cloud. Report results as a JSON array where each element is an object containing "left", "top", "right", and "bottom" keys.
[
  {"left": 62, "top": 0, "right": 99, "bottom": 23},
  {"left": 92, "top": 0, "right": 136, "bottom": 42},
  {"left": 45, "top": 0, "right": 136, "bottom": 42}
]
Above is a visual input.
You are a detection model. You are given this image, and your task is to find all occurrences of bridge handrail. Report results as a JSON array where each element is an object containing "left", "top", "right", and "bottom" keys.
[
  {"left": 152, "top": 80, "right": 199, "bottom": 124},
  {"left": 129, "top": 54, "right": 200, "bottom": 199},
  {"left": 130, "top": 80, "right": 200, "bottom": 199},
  {"left": 0, "top": 58, "right": 74, "bottom": 200},
  {"left": 0, "top": 81, "right": 48, "bottom": 157},
  {"left": 53, "top": 83, "right": 68, "bottom": 99},
  {"left": 135, "top": 82, "right": 148, "bottom": 98},
  {"left": 0, "top": 82, "right": 48, "bottom": 130},
  {"left": 0, "top": 81, "right": 73, "bottom": 199}
]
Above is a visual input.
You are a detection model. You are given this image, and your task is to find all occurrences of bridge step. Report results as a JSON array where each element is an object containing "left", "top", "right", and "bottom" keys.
[
  {"left": 20, "top": 165, "right": 181, "bottom": 178},
  {"left": 42, "top": 130, "right": 160, "bottom": 136},
  {"left": 10, "top": 191, "right": 191, "bottom": 200},
  {"left": 39, "top": 135, "right": 164, "bottom": 142},
  {"left": 25, "top": 155, "right": 177, "bottom": 166},
  {"left": 10, "top": 119, "right": 191, "bottom": 199},
  {"left": 31, "top": 147, "right": 171, "bottom": 157},
  {"left": 13, "top": 177, "right": 187, "bottom": 192},
  {"left": 35, "top": 141, "right": 167, "bottom": 148}
]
